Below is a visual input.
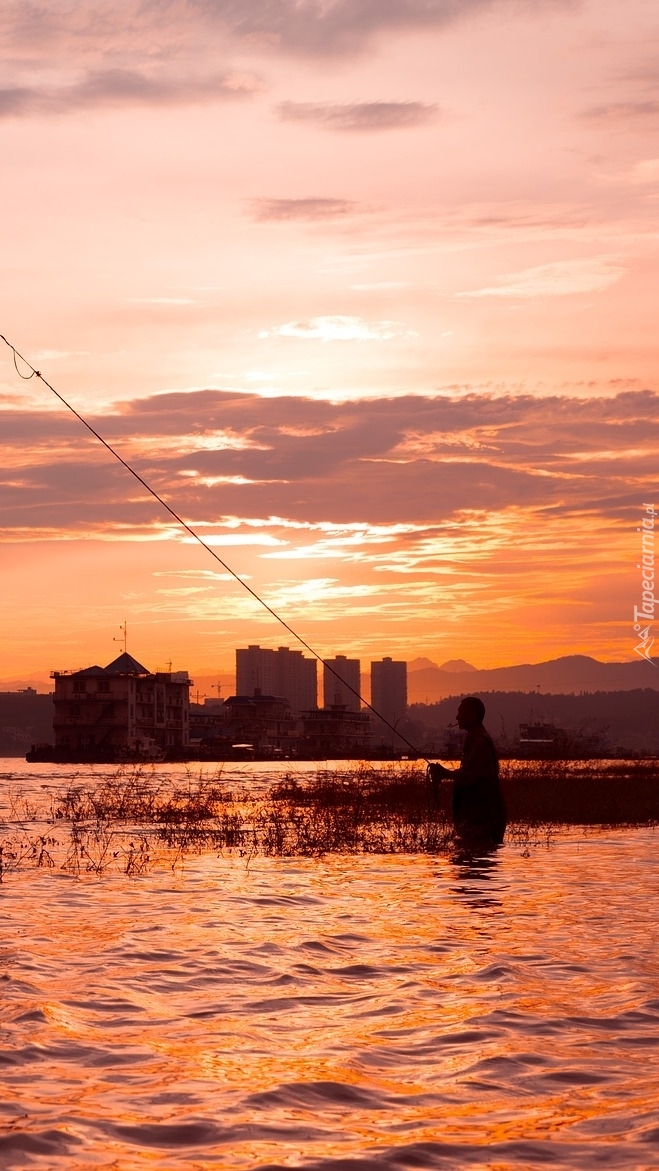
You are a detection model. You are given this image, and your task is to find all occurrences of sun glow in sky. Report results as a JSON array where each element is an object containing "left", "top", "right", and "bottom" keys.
[{"left": 1, "top": 0, "right": 659, "bottom": 683}]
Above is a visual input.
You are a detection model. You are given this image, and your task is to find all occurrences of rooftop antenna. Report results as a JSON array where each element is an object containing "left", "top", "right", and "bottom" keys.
[{"left": 114, "top": 621, "right": 128, "bottom": 654}]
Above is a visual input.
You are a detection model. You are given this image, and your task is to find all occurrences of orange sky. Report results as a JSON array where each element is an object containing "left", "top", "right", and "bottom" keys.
[{"left": 1, "top": 0, "right": 658, "bottom": 684}]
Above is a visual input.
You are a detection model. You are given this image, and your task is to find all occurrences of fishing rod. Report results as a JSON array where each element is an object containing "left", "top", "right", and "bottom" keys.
[{"left": 1, "top": 333, "right": 428, "bottom": 763}]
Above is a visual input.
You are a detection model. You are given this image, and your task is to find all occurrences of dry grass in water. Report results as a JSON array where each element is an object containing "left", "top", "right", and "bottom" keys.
[
  {"left": 501, "top": 758, "right": 659, "bottom": 825},
  {"left": 1, "top": 759, "right": 657, "bottom": 878}
]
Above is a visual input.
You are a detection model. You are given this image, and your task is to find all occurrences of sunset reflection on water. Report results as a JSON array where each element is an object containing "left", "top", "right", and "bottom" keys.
[{"left": 1, "top": 761, "right": 659, "bottom": 1169}]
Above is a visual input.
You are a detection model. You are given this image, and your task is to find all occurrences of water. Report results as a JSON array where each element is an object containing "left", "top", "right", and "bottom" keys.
[{"left": 1, "top": 761, "right": 659, "bottom": 1169}]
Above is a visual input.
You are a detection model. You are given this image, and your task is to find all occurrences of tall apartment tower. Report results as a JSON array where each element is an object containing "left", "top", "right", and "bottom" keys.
[
  {"left": 370, "top": 657, "right": 407, "bottom": 730},
  {"left": 273, "top": 647, "right": 317, "bottom": 716},
  {"left": 235, "top": 645, "right": 317, "bottom": 714},
  {"left": 323, "top": 655, "right": 360, "bottom": 711},
  {"left": 236, "top": 645, "right": 275, "bottom": 697}
]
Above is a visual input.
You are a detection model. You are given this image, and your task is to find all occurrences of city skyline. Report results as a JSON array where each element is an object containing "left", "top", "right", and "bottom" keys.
[
  {"left": 5, "top": 635, "right": 657, "bottom": 705},
  {"left": 2, "top": 0, "right": 659, "bottom": 677}
]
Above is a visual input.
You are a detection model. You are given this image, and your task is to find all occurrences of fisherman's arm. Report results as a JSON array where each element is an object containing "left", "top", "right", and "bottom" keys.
[
  {"left": 429, "top": 741, "right": 491, "bottom": 788},
  {"left": 428, "top": 761, "right": 453, "bottom": 782}
]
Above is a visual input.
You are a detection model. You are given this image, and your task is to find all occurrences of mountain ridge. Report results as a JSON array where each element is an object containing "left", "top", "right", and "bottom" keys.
[{"left": 407, "top": 654, "right": 658, "bottom": 703}]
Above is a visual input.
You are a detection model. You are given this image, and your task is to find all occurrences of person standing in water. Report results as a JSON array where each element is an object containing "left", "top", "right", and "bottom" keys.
[{"left": 429, "top": 696, "right": 507, "bottom": 846}]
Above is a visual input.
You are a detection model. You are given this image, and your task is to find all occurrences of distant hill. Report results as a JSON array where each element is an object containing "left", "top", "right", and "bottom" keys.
[
  {"left": 407, "top": 688, "right": 659, "bottom": 755},
  {"left": 438, "top": 658, "right": 477, "bottom": 673},
  {"left": 408, "top": 657, "right": 477, "bottom": 673},
  {"left": 0, "top": 676, "right": 51, "bottom": 693},
  {"left": 407, "top": 655, "right": 659, "bottom": 704}
]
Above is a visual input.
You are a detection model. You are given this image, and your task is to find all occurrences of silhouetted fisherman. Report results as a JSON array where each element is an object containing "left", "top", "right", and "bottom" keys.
[{"left": 429, "top": 697, "right": 507, "bottom": 846}]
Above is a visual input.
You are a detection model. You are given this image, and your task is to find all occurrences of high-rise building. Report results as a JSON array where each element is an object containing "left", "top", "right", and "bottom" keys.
[
  {"left": 236, "top": 645, "right": 275, "bottom": 697},
  {"left": 370, "top": 658, "right": 407, "bottom": 736},
  {"left": 272, "top": 646, "right": 317, "bottom": 715},
  {"left": 235, "top": 645, "right": 317, "bottom": 714},
  {"left": 323, "top": 655, "right": 360, "bottom": 711}
]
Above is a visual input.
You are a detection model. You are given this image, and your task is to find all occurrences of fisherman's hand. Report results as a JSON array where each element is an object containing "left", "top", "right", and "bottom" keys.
[{"left": 428, "top": 763, "right": 451, "bottom": 783}]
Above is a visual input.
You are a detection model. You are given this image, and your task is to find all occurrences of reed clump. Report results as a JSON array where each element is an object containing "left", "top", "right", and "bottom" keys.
[
  {"left": 500, "top": 758, "right": 659, "bottom": 825},
  {"left": 1, "top": 759, "right": 657, "bottom": 878},
  {"left": 0, "top": 769, "right": 238, "bottom": 878},
  {"left": 257, "top": 765, "right": 453, "bottom": 856},
  {"left": 53, "top": 769, "right": 230, "bottom": 825}
]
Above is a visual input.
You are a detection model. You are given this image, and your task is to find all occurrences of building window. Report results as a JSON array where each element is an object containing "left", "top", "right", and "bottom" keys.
[
  {"left": 73, "top": 679, "right": 86, "bottom": 694},
  {"left": 97, "top": 679, "right": 110, "bottom": 693}
]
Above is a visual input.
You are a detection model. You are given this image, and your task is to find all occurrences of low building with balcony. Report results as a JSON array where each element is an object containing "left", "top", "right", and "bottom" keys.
[
  {"left": 219, "top": 691, "right": 293, "bottom": 753},
  {"left": 51, "top": 652, "right": 190, "bottom": 760},
  {"left": 298, "top": 704, "right": 371, "bottom": 758},
  {"left": 189, "top": 698, "right": 225, "bottom": 744}
]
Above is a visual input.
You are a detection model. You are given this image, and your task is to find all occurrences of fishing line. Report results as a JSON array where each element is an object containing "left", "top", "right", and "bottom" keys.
[{"left": 1, "top": 333, "right": 428, "bottom": 762}]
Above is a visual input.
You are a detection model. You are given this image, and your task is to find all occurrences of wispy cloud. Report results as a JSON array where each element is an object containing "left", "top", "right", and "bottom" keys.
[
  {"left": 183, "top": 533, "right": 288, "bottom": 547},
  {"left": 121, "top": 430, "right": 271, "bottom": 458},
  {"left": 582, "top": 101, "right": 659, "bottom": 123},
  {"left": 153, "top": 569, "right": 250, "bottom": 581},
  {"left": 0, "top": 68, "right": 261, "bottom": 118},
  {"left": 251, "top": 197, "right": 359, "bottom": 220},
  {"left": 629, "top": 159, "right": 659, "bottom": 184},
  {"left": 278, "top": 100, "right": 438, "bottom": 131},
  {"left": 32, "top": 350, "right": 90, "bottom": 360},
  {"left": 458, "top": 257, "right": 624, "bottom": 299},
  {"left": 263, "top": 522, "right": 412, "bottom": 559},
  {"left": 127, "top": 297, "right": 197, "bottom": 306},
  {"left": 258, "top": 315, "right": 417, "bottom": 341}
]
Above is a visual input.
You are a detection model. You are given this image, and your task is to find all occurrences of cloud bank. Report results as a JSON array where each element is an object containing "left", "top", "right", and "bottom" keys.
[
  {"left": 2, "top": 387, "right": 657, "bottom": 540},
  {"left": 3, "top": 385, "right": 655, "bottom": 660},
  {"left": 0, "top": 1, "right": 540, "bottom": 61}
]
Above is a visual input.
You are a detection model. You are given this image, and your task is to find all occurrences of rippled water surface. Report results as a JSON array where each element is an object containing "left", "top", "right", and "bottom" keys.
[{"left": 2, "top": 761, "right": 659, "bottom": 1169}]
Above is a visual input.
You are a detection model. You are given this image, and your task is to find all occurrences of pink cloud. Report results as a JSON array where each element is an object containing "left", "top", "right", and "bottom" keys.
[
  {"left": 278, "top": 100, "right": 438, "bottom": 130},
  {"left": 251, "top": 197, "right": 360, "bottom": 220},
  {"left": 0, "top": 1, "right": 556, "bottom": 61},
  {"left": 2, "top": 388, "right": 657, "bottom": 538}
]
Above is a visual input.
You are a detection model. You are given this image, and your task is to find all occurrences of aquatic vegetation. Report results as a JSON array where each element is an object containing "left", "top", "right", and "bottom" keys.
[
  {"left": 502, "top": 757, "right": 659, "bottom": 825},
  {"left": 0, "top": 759, "right": 657, "bottom": 878}
]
